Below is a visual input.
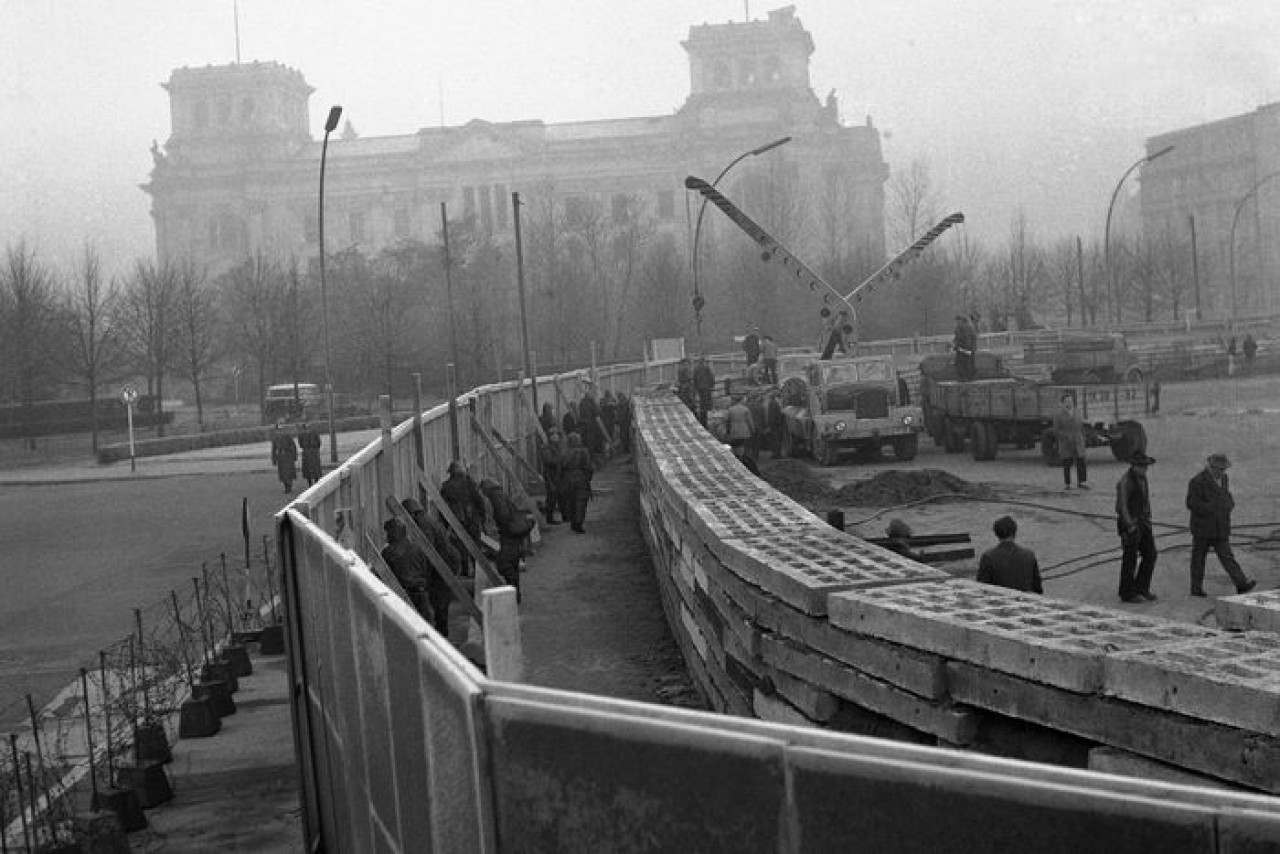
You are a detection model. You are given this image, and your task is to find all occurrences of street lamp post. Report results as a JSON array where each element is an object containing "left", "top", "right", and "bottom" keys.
[
  {"left": 319, "top": 105, "right": 342, "bottom": 464},
  {"left": 1228, "top": 171, "right": 1280, "bottom": 322},
  {"left": 689, "top": 136, "right": 791, "bottom": 353},
  {"left": 1104, "top": 144, "right": 1174, "bottom": 326}
]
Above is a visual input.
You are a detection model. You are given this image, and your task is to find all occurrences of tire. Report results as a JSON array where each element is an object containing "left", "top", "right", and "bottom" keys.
[
  {"left": 1109, "top": 420, "right": 1147, "bottom": 462},
  {"left": 943, "top": 418, "right": 965, "bottom": 453},
  {"left": 1123, "top": 366, "right": 1144, "bottom": 383},
  {"left": 1040, "top": 429, "right": 1061, "bottom": 467},
  {"left": 970, "top": 423, "right": 998, "bottom": 461},
  {"left": 781, "top": 428, "right": 797, "bottom": 459},
  {"left": 1081, "top": 370, "right": 1101, "bottom": 384},
  {"left": 892, "top": 434, "right": 919, "bottom": 462},
  {"left": 812, "top": 434, "right": 838, "bottom": 466}
]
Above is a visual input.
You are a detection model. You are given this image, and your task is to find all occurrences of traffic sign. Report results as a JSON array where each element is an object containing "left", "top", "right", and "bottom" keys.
[{"left": 121, "top": 385, "right": 139, "bottom": 405}]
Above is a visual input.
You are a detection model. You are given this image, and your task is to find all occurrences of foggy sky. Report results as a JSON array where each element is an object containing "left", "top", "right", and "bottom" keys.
[{"left": 3, "top": 0, "right": 1279, "bottom": 277}]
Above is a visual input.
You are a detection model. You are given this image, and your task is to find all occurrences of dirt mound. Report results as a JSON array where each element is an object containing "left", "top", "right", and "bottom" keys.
[
  {"left": 836, "top": 469, "right": 994, "bottom": 506},
  {"left": 759, "top": 459, "right": 992, "bottom": 508}
]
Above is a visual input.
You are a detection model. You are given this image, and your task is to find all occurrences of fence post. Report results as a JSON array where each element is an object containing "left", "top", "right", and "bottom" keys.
[
  {"left": 481, "top": 587, "right": 523, "bottom": 682},
  {"left": 379, "top": 395, "right": 395, "bottom": 500}
]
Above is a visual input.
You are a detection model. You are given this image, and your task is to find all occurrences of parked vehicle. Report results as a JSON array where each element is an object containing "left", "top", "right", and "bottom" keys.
[
  {"left": 264, "top": 382, "right": 324, "bottom": 423},
  {"left": 918, "top": 355, "right": 1152, "bottom": 464},
  {"left": 1021, "top": 330, "right": 1144, "bottom": 383},
  {"left": 775, "top": 354, "right": 924, "bottom": 465}
]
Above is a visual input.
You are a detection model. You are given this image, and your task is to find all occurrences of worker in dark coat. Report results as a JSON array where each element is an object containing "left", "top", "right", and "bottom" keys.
[
  {"left": 479, "top": 478, "right": 531, "bottom": 600},
  {"left": 298, "top": 423, "right": 322, "bottom": 487},
  {"left": 541, "top": 427, "right": 566, "bottom": 525},
  {"left": 692, "top": 358, "right": 715, "bottom": 424},
  {"left": 1116, "top": 451, "right": 1158, "bottom": 603},
  {"left": 440, "top": 460, "right": 485, "bottom": 576},
  {"left": 976, "top": 516, "right": 1043, "bottom": 593},
  {"left": 676, "top": 359, "right": 696, "bottom": 413},
  {"left": 578, "top": 392, "right": 605, "bottom": 457},
  {"left": 402, "top": 498, "right": 459, "bottom": 637},
  {"left": 742, "top": 328, "right": 761, "bottom": 366},
  {"left": 1186, "top": 453, "right": 1256, "bottom": 597},
  {"left": 272, "top": 425, "right": 298, "bottom": 493},
  {"left": 560, "top": 432, "right": 595, "bottom": 533},
  {"left": 380, "top": 518, "right": 431, "bottom": 619}
]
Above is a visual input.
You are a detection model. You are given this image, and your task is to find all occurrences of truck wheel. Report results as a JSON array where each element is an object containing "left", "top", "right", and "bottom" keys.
[
  {"left": 969, "top": 423, "right": 998, "bottom": 461},
  {"left": 925, "top": 407, "right": 945, "bottom": 446},
  {"left": 1109, "top": 420, "right": 1147, "bottom": 461},
  {"left": 781, "top": 428, "right": 797, "bottom": 459},
  {"left": 1123, "top": 366, "right": 1144, "bottom": 383},
  {"left": 812, "top": 435, "right": 838, "bottom": 466},
  {"left": 943, "top": 418, "right": 965, "bottom": 453},
  {"left": 1040, "top": 429, "right": 1061, "bottom": 467},
  {"left": 893, "top": 434, "right": 919, "bottom": 462}
]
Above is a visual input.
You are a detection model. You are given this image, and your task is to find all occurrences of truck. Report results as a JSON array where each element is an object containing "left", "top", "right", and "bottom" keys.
[
  {"left": 775, "top": 354, "right": 924, "bottom": 465},
  {"left": 1021, "top": 330, "right": 1144, "bottom": 384},
  {"left": 918, "top": 355, "right": 1152, "bottom": 464}
]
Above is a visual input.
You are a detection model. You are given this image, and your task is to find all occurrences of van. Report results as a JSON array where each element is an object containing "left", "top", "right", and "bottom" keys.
[{"left": 264, "top": 382, "right": 323, "bottom": 423}]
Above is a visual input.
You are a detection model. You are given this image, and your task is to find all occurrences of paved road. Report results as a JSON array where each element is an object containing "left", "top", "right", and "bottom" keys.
[{"left": 0, "top": 430, "right": 379, "bottom": 729}]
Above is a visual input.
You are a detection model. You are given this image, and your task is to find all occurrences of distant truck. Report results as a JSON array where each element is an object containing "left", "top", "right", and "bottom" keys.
[
  {"left": 918, "top": 355, "right": 1152, "bottom": 464},
  {"left": 775, "top": 354, "right": 924, "bottom": 465},
  {"left": 1021, "top": 330, "right": 1144, "bottom": 384}
]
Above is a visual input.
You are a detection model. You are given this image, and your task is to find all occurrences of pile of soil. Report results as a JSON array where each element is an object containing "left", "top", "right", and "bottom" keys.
[{"left": 759, "top": 458, "right": 993, "bottom": 509}]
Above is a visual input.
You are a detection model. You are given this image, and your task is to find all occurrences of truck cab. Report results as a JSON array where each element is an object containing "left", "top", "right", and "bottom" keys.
[{"left": 777, "top": 355, "right": 923, "bottom": 465}]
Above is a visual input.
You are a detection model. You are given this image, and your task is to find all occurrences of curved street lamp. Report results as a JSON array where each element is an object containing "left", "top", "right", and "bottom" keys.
[
  {"left": 319, "top": 105, "right": 342, "bottom": 464},
  {"left": 689, "top": 136, "right": 792, "bottom": 353},
  {"left": 1104, "top": 144, "right": 1174, "bottom": 325},
  {"left": 1228, "top": 170, "right": 1280, "bottom": 322}
]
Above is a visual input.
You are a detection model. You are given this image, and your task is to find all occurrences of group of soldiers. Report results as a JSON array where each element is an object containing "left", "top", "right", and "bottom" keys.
[
  {"left": 271, "top": 422, "right": 322, "bottom": 493},
  {"left": 539, "top": 391, "right": 632, "bottom": 532},
  {"left": 378, "top": 460, "right": 534, "bottom": 634}
]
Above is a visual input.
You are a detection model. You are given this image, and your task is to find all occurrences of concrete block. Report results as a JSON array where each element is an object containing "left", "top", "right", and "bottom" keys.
[
  {"left": 709, "top": 526, "right": 948, "bottom": 616},
  {"left": 770, "top": 667, "right": 841, "bottom": 722},
  {"left": 762, "top": 634, "right": 977, "bottom": 744},
  {"left": 1088, "top": 746, "right": 1234, "bottom": 790},
  {"left": 788, "top": 746, "right": 1218, "bottom": 854},
  {"left": 1216, "top": 588, "right": 1280, "bottom": 634},
  {"left": 755, "top": 597, "right": 948, "bottom": 699},
  {"left": 753, "top": 687, "right": 814, "bottom": 727},
  {"left": 831, "top": 580, "right": 1217, "bottom": 693},
  {"left": 1103, "top": 632, "right": 1280, "bottom": 736},
  {"left": 947, "top": 661, "right": 1280, "bottom": 794},
  {"left": 687, "top": 494, "right": 821, "bottom": 544},
  {"left": 679, "top": 603, "right": 710, "bottom": 663}
]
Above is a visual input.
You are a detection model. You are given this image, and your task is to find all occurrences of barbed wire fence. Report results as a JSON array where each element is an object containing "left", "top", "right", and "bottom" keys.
[{"left": 1, "top": 538, "right": 281, "bottom": 852}]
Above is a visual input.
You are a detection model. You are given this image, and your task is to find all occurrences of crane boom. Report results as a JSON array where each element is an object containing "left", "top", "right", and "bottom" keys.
[
  {"left": 684, "top": 176, "right": 856, "bottom": 318},
  {"left": 685, "top": 175, "right": 964, "bottom": 322}
]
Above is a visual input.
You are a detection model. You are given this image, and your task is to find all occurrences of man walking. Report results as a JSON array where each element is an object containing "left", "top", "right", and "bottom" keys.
[
  {"left": 976, "top": 516, "right": 1043, "bottom": 593},
  {"left": 1186, "top": 453, "right": 1257, "bottom": 597},
  {"left": 1116, "top": 450, "right": 1159, "bottom": 603},
  {"left": 1052, "top": 393, "right": 1088, "bottom": 490},
  {"left": 952, "top": 314, "right": 977, "bottom": 381}
]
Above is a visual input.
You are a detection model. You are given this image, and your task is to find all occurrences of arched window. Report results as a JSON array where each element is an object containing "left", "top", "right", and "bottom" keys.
[
  {"left": 764, "top": 57, "right": 781, "bottom": 84},
  {"left": 712, "top": 60, "right": 731, "bottom": 90},
  {"left": 740, "top": 59, "right": 758, "bottom": 87},
  {"left": 209, "top": 212, "right": 246, "bottom": 254}
]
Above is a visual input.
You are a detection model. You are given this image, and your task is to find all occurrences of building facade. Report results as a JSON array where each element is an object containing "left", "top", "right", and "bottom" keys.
[
  {"left": 1140, "top": 103, "right": 1280, "bottom": 319},
  {"left": 143, "top": 6, "right": 886, "bottom": 279}
]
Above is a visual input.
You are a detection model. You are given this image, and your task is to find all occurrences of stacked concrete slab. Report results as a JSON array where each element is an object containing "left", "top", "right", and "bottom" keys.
[{"left": 634, "top": 391, "right": 1280, "bottom": 794}]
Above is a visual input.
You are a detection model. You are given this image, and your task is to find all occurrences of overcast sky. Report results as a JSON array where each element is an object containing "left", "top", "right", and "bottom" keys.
[{"left": 3, "top": 0, "right": 1279, "bottom": 277}]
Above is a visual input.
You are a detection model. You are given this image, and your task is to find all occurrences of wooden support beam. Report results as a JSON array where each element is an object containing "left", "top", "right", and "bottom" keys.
[
  {"left": 383, "top": 496, "right": 483, "bottom": 622},
  {"left": 414, "top": 472, "right": 505, "bottom": 589}
]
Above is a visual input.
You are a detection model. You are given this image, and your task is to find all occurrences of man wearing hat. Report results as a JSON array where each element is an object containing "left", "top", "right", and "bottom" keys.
[
  {"left": 1185, "top": 453, "right": 1257, "bottom": 597},
  {"left": 1115, "top": 450, "right": 1159, "bottom": 603}
]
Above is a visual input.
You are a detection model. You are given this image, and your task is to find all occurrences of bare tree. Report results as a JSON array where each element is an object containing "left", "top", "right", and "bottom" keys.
[
  {"left": 886, "top": 158, "right": 940, "bottom": 247},
  {"left": 219, "top": 252, "right": 290, "bottom": 417},
  {"left": 119, "top": 258, "right": 180, "bottom": 435},
  {"left": 0, "top": 241, "right": 64, "bottom": 442},
  {"left": 61, "top": 242, "right": 127, "bottom": 451},
  {"left": 173, "top": 259, "right": 221, "bottom": 429},
  {"left": 1046, "top": 237, "right": 1080, "bottom": 328},
  {"left": 986, "top": 211, "right": 1048, "bottom": 330}
]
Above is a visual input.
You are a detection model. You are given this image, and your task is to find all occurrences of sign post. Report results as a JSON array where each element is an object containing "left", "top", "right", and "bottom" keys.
[{"left": 121, "top": 385, "right": 139, "bottom": 472}]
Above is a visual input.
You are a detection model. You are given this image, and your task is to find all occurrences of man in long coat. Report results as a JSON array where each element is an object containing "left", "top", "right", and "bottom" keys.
[
  {"left": 1052, "top": 393, "right": 1088, "bottom": 490},
  {"left": 1186, "top": 453, "right": 1256, "bottom": 597}
]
